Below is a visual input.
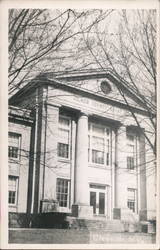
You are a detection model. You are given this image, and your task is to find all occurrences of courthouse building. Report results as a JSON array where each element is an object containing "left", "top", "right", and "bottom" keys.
[{"left": 8, "top": 70, "right": 156, "bottom": 225}]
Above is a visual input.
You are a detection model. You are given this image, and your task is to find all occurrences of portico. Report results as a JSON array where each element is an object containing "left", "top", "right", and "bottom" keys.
[{"left": 8, "top": 70, "right": 155, "bottom": 226}]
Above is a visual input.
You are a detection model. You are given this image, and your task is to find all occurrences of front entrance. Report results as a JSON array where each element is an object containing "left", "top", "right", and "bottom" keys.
[{"left": 90, "top": 184, "right": 108, "bottom": 216}]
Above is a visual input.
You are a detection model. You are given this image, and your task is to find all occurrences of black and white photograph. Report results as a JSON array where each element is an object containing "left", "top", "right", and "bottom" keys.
[{"left": 0, "top": 0, "right": 159, "bottom": 248}]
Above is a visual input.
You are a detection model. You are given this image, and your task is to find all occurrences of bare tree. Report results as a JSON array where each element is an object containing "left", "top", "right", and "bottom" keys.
[
  {"left": 9, "top": 9, "right": 156, "bottom": 172},
  {"left": 8, "top": 9, "right": 157, "bottom": 216},
  {"left": 83, "top": 9, "right": 156, "bottom": 155},
  {"left": 8, "top": 9, "right": 113, "bottom": 95}
]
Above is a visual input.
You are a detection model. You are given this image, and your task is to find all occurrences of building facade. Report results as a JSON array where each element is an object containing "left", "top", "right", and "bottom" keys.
[
  {"left": 8, "top": 70, "right": 156, "bottom": 223},
  {"left": 8, "top": 106, "right": 34, "bottom": 213}
]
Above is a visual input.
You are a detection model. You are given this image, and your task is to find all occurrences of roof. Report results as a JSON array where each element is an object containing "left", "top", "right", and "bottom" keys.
[
  {"left": 9, "top": 69, "right": 155, "bottom": 117},
  {"left": 9, "top": 105, "right": 34, "bottom": 124}
]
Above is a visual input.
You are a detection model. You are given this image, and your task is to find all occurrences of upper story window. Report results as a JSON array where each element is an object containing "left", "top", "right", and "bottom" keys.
[
  {"left": 58, "top": 116, "right": 71, "bottom": 159},
  {"left": 8, "top": 132, "right": 21, "bottom": 159},
  {"left": 88, "top": 122, "right": 110, "bottom": 166},
  {"left": 126, "top": 131, "right": 136, "bottom": 170}
]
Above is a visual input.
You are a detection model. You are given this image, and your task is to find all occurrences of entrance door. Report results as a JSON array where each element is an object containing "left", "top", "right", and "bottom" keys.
[
  {"left": 90, "top": 186, "right": 106, "bottom": 215},
  {"left": 90, "top": 191, "right": 96, "bottom": 214},
  {"left": 99, "top": 192, "right": 105, "bottom": 215}
]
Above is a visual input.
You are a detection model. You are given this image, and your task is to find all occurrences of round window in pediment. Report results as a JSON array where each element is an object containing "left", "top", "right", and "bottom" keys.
[{"left": 100, "top": 81, "right": 112, "bottom": 94}]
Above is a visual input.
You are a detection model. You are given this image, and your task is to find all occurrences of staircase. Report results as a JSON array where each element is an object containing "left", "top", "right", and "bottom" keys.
[{"left": 66, "top": 217, "right": 136, "bottom": 232}]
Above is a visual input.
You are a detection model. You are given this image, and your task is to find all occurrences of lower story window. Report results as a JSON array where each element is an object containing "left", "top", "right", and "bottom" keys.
[
  {"left": 56, "top": 178, "right": 70, "bottom": 207},
  {"left": 9, "top": 191, "right": 16, "bottom": 204},
  {"left": 8, "top": 176, "right": 18, "bottom": 205},
  {"left": 127, "top": 188, "right": 136, "bottom": 213},
  {"left": 127, "top": 201, "right": 135, "bottom": 212}
]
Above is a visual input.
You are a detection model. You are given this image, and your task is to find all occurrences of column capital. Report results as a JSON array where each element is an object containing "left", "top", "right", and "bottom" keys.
[
  {"left": 79, "top": 110, "right": 92, "bottom": 117},
  {"left": 45, "top": 101, "right": 61, "bottom": 108}
]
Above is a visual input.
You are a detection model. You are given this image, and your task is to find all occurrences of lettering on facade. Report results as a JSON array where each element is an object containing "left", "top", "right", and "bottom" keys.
[
  {"left": 73, "top": 95, "right": 90, "bottom": 104},
  {"left": 73, "top": 94, "right": 125, "bottom": 119},
  {"left": 54, "top": 89, "right": 127, "bottom": 120}
]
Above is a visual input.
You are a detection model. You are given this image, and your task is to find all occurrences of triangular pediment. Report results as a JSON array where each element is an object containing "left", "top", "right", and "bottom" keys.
[
  {"left": 9, "top": 69, "right": 153, "bottom": 117},
  {"left": 46, "top": 70, "right": 146, "bottom": 111}
]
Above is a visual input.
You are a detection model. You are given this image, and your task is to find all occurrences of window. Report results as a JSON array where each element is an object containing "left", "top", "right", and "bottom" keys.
[
  {"left": 127, "top": 145, "right": 134, "bottom": 170},
  {"left": 8, "top": 133, "right": 21, "bottom": 159},
  {"left": 88, "top": 123, "right": 110, "bottom": 166},
  {"left": 92, "top": 136, "right": 104, "bottom": 164},
  {"left": 100, "top": 81, "right": 112, "bottom": 94},
  {"left": 127, "top": 134, "right": 134, "bottom": 141},
  {"left": 56, "top": 178, "right": 70, "bottom": 207},
  {"left": 127, "top": 188, "right": 136, "bottom": 213},
  {"left": 126, "top": 132, "right": 135, "bottom": 170},
  {"left": 58, "top": 116, "right": 71, "bottom": 159},
  {"left": 127, "top": 156, "right": 134, "bottom": 169},
  {"left": 8, "top": 176, "right": 18, "bottom": 205}
]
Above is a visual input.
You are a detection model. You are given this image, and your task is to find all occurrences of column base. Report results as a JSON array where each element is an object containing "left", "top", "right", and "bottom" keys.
[
  {"left": 139, "top": 209, "right": 156, "bottom": 222},
  {"left": 113, "top": 207, "right": 139, "bottom": 222},
  {"left": 72, "top": 204, "right": 93, "bottom": 218},
  {"left": 139, "top": 209, "right": 147, "bottom": 221}
]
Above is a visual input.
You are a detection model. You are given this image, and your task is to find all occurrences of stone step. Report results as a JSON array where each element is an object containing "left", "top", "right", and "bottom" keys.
[{"left": 66, "top": 217, "right": 127, "bottom": 232}]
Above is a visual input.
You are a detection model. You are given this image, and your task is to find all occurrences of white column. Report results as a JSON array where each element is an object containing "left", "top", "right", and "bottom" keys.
[
  {"left": 111, "top": 129, "right": 116, "bottom": 216},
  {"left": 70, "top": 120, "right": 76, "bottom": 206},
  {"left": 75, "top": 112, "right": 89, "bottom": 205},
  {"left": 43, "top": 103, "right": 60, "bottom": 201},
  {"left": 139, "top": 132, "right": 147, "bottom": 220},
  {"left": 116, "top": 125, "right": 128, "bottom": 208}
]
